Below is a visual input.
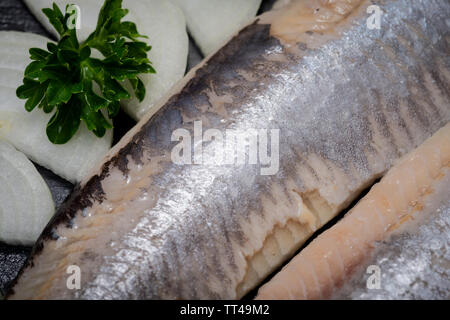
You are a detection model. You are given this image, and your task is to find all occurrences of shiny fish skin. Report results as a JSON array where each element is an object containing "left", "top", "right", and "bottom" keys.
[
  {"left": 333, "top": 181, "right": 450, "bottom": 300},
  {"left": 256, "top": 124, "right": 450, "bottom": 300},
  {"left": 8, "top": 0, "right": 450, "bottom": 299}
]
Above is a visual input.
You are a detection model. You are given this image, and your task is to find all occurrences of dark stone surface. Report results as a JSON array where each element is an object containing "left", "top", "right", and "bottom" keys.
[
  {"left": 0, "top": 0, "right": 47, "bottom": 35},
  {"left": 0, "top": 244, "right": 31, "bottom": 297}
]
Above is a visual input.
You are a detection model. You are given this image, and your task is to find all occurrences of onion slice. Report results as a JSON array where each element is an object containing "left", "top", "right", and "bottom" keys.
[
  {"left": 0, "top": 31, "right": 112, "bottom": 183},
  {"left": 0, "top": 140, "right": 54, "bottom": 246},
  {"left": 169, "top": 0, "right": 262, "bottom": 56},
  {"left": 24, "top": 0, "right": 189, "bottom": 121}
]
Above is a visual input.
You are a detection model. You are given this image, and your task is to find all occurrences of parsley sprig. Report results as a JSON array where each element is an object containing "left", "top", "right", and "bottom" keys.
[{"left": 17, "top": 0, "right": 155, "bottom": 144}]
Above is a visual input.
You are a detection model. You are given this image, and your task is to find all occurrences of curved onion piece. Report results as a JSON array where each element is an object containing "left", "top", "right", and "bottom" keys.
[
  {"left": 169, "top": 0, "right": 262, "bottom": 56},
  {"left": 24, "top": 0, "right": 189, "bottom": 121},
  {"left": 0, "top": 140, "right": 54, "bottom": 246},
  {"left": 0, "top": 31, "right": 113, "bottom": 183}
]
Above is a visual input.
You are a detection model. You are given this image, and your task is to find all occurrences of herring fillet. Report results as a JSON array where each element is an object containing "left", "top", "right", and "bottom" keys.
[
  {"left": 0, "top": 31, "right": 112, "bottom": 183},
  {"left": 332, "top": 174, "right": 450, "bottom": 300},
  {"left": 256, "top": 123, "right": 450, "bottom": 300},
  {"left": 8, "top": 0, "right": 450, "bottom": 299},
  {"left": 24, "top": 0, "right": 189, "bottom": 121}
]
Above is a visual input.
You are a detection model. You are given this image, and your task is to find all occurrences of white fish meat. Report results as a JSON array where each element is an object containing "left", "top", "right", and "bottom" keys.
[{"left": 256, "top": 123, "right": 450, "bottom": 299}]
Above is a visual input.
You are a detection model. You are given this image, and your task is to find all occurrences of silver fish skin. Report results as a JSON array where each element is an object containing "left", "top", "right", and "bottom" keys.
[
  {"left": 332, "top": 172, "right": 450, "bottom": 300},
  {"left": 8, "top": 0, "right": 450, "bottom": 299}
]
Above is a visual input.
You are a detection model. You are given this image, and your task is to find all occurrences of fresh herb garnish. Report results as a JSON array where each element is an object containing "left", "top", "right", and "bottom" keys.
[{"left": 17, "top": 0, "right": 155, "bottom": 144}]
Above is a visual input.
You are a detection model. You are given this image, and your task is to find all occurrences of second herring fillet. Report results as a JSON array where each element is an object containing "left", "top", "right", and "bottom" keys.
[
  {"left": 256, "top": 123, "right": 450, "bottom": 299},
  {"left": 8, "top": 0, "right": 450, "bottom": 299}
]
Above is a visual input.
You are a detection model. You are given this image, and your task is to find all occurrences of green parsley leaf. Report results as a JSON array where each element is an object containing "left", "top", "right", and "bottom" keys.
[
  {"left": 17, "top": 79, "right": 49, "bottom": 112},
  {"left": 17, "top": 0, "right": 155, "bottom": 144},
  {"left": 46, "top": 97, "right": 81, "bottom": 144},
  {"left": 29, "top": 48, "right": 51, "bottom": 61}
]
